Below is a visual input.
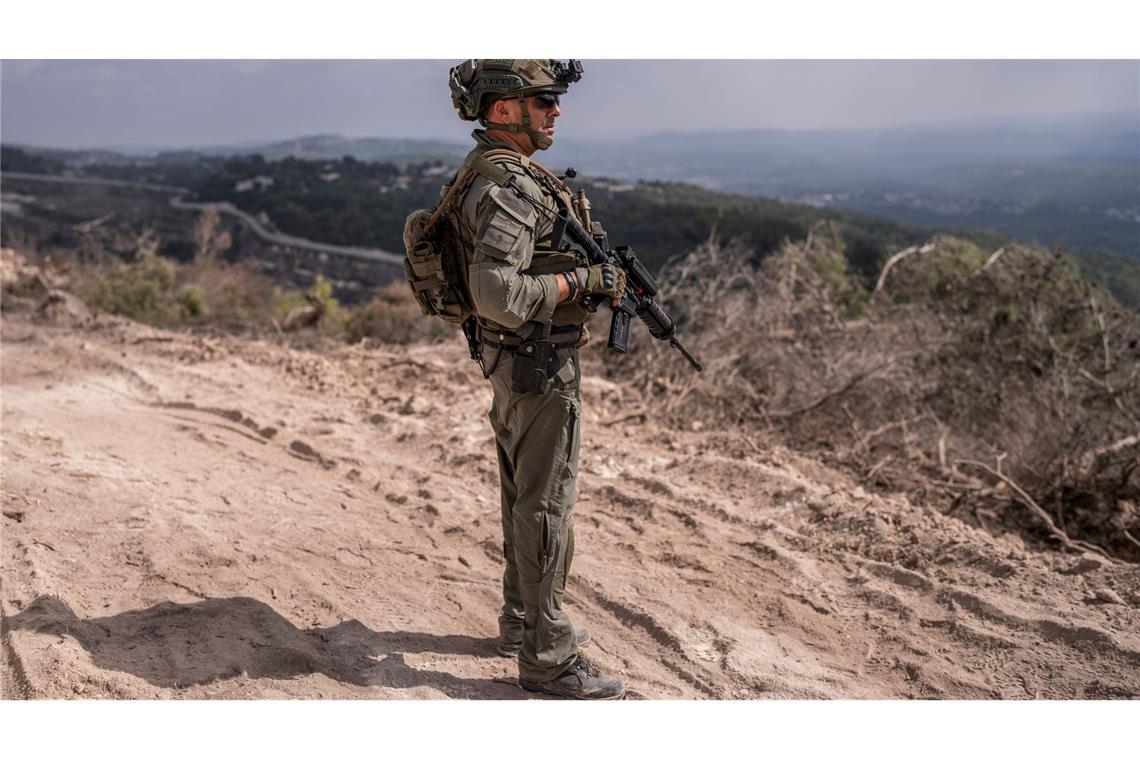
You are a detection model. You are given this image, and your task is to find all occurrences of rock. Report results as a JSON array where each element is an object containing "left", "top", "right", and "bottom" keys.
[
  {"left": 1093, "top": 588, "right": 1125, "bottom": 605},
  {"left": 1062, "top": 553, "right": 1106, "bottom": 575},
  {"left": 1004, "top": 533, "right": 1027, "bottom": 555},
  {"left": 868, "top": 514, "right": 892, "bottom": 539}
]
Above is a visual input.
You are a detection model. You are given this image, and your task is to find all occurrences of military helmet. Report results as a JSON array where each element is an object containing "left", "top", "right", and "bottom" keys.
[{"left": 449, "top": 59, "right": 583, "bottom": 123}]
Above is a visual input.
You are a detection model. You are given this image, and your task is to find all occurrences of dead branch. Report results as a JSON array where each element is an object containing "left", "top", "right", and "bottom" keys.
[
  {"left": 767, "top": 362, "right": 892, "bottom": 420},
  {"left": 387, "top": 358, "right": 441, "bottom": 372},
  {"left": 866, "top": 455, "right": 893, "bottom": 480},
  {"left": 855, "top": 417, "right": 917, "bottom": 452},
  {"left": 937, "top": 463, "right": 987, "bottom": 491},
  {"left": 872, "top": 243, "right": 936, "bottom": 296},
  {"left": 958, "top": 459, "right": 1116, "bottom": 560},
  {"left": 603, "top": 410, "right": 648, "bottom": 427},
  {"left": 1078, "top": 433, "right": 1140, "bottom": 474},
  {"left": 1076, "top": 367, "right": 1113, "bottom": 394},
  {"left": 1088, "top": 295, "right": 1111, "bottom": 373},
  {"left": 981, "top": 246, "right": 1008, "bottom": 271},
  {"left": 71, "top": 213, "right": 115, "bottom": 234}
]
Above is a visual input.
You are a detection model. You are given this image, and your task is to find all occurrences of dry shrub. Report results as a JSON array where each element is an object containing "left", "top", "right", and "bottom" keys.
[
  {"left": 175, "top": 211, "right": 275, "bottom": 330},
  {"left": 614, "top": 223, "right": 1140, "bottom": 559},
  {"left": 70, "top": 250, "right": 276, "bottom": 331},
  {"left": 345, "top": 281, "right": 452, "bottom": 344},
  {"left": 178, "top": 258, "right": 276, "bottom": 330}
]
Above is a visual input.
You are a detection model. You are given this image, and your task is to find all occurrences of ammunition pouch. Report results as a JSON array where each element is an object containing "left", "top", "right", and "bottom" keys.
[{"left": 511, "top": 334, "right": 554, "bottom": 394}]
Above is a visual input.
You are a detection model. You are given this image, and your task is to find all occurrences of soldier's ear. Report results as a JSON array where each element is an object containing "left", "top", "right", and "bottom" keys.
[{"left": 492, "top": 98, "right": 517, "bottom": 121}]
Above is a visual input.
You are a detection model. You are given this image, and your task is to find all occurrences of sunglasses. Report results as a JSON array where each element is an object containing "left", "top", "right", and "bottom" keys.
[{"left": 531, "top": 92, "right": 560, "bottom": 110}]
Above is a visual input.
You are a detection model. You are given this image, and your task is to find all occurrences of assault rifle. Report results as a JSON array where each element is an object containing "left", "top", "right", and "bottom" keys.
[{"left": 548, "top": 200, "right": 704, "bottom": 372}]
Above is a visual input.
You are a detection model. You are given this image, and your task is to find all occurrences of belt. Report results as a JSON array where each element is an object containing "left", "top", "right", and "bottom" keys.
[{"left": 479, "top": 324, "right": 582, "bottom": 350}]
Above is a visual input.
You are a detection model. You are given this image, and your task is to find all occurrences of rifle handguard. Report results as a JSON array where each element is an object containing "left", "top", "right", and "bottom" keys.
[{"left": 530, "top": 199, "right": 703, "bottom": 372}]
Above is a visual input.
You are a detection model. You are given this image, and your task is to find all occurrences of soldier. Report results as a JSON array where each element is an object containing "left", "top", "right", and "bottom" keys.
[{"left": 446, "top": 59, "right": 626, "bottom": 699}]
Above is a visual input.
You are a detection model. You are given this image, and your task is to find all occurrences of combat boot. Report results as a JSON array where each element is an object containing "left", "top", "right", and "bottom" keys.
[
  {"left": 496, "top": 626, "right": 590, "bottom": 658},
  {"left": 517, "top": 655, "right": 625, "bottom": 700}
]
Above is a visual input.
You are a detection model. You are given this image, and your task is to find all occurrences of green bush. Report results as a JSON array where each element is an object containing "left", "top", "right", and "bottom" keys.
[
  {"left": 66, "top": 245, "right": 453, "bottom": 344},
  {"left": 271, "top": 286, "right": 309, "bottom": 320},
  {"left": 270, "top": 274, "right": 346, "bottom": 334},
  {"left": 78, "top": 254, "right": 178, "bottom": 323},
  {"left": 177, "top": 284, "right": 208, "bottom": 320},
  {"left": 886, "top": 237, "right": 987, "bottom": 304}
]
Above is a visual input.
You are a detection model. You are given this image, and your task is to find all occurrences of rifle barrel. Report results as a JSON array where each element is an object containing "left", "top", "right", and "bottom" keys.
[{"left": 671, "top": 337, "right": 704, "bottom": 372}]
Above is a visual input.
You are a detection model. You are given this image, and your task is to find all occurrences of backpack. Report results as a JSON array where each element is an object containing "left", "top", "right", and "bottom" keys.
[
  {"left": 401, "top": 164, "right": 479, "bottom": 326},
  {"left": 402, "top": 149, "right": 544, "bottom": 327}
]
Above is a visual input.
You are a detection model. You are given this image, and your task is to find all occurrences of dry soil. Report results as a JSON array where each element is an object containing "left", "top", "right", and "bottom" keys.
[{"left": 2, "top": 308, "right": 1138, "bottom": 699}]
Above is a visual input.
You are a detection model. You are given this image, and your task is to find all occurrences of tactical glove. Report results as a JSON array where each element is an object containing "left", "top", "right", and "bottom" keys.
[
  {"left": 576, "top": 323, "right": 591, "bottom": 349},
  {"left": 575, "top": 263, "right": 627, "bottom": 303}
]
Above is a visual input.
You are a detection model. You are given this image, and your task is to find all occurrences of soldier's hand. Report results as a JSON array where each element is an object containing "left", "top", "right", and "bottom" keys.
[
  {"left": 576, "top": 323, "right": 590, "bottom": 349},
  {"left": 575, "top": 263, "right": 627, "bottom": 305}
]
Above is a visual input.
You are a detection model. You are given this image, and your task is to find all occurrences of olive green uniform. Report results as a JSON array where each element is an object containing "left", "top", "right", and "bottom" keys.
[{"left": 457, "top": 130, "right": 590, "bottom": 682}]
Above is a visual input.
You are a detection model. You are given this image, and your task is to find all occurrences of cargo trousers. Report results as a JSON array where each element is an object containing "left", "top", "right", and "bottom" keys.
[{"left": 486, "top": 343, "right": 581, "bottom": 683}]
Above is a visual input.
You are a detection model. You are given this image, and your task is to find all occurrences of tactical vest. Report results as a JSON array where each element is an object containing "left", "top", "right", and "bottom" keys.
[
  {"left": 459, "top": 147, "right": 592, "bottom": 331},
  {"left": 403, "top": 143, "right": 594, "bottom": 334}
]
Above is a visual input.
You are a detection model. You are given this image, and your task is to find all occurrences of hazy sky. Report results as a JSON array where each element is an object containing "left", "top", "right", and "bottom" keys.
[{"left": 2, "top": 60, "right": 1137, "bottom": 149}]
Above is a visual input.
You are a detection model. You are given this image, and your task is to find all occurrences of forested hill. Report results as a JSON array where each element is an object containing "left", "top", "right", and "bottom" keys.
[
  {"left": 577, "top": 179, "right": 1140, "bottom": 308},
  {"left": 4, "top": 144, "right": 1137, "bottom": 306},
  {"left": 181, "top": 152, "right": 1137, "bottom": 306}
]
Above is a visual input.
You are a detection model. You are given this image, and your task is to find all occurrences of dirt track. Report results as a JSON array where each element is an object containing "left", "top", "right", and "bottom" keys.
[{"left": 2, "top": 309, "right": 1138, "bottom": 699}]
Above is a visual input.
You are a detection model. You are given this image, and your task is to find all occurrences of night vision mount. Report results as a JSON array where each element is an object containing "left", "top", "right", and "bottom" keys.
[{"left": 551, "top": 60, "right": 583, "bottom": 85}]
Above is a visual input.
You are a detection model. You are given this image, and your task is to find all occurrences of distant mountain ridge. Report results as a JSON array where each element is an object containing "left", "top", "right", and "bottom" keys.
[
  {"left": 635, "top": 110, "right": 1140, "bottom": 162},
  {"left": 202, "top": 135, "right": 469, "bottom": 163},
  {"left": 11, "top": 109, "right": 1135, "bottom": 169},
  {"left": 3, "top": 135, "right": 470, "bottom": 167}
]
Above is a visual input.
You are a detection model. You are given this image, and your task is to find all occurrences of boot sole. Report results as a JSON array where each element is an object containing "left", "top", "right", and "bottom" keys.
[{"left": 517, "top": 678, "right": 625, "bottom": 700}]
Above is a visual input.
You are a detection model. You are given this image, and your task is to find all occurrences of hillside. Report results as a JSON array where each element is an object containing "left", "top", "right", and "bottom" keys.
[{"left": 2, "top": 247, "right": 1139, "bottom": 700}]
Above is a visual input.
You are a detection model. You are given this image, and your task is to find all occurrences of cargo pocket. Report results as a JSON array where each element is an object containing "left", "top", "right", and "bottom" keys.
[
  {"left": 551, "top": 347, "right": 579, "bottom": 393},
  {"left": 536, "top": 509, "right": 566, "bottom": 654},
  {"left": 565, "top": 399, "right": 580, "bottom": 482},
  {"left": 541, "top": 508, "right": 567, "bottom": 566}
]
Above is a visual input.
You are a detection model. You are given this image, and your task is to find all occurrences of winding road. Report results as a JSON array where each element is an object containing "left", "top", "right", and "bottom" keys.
[{"left": 1, "top": 171, "right": 404, "bottom": 265}]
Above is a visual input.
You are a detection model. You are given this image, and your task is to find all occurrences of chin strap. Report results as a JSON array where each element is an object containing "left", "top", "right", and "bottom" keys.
[{"left": 483, "top": 93, "right": 554, "bottom": 150}]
